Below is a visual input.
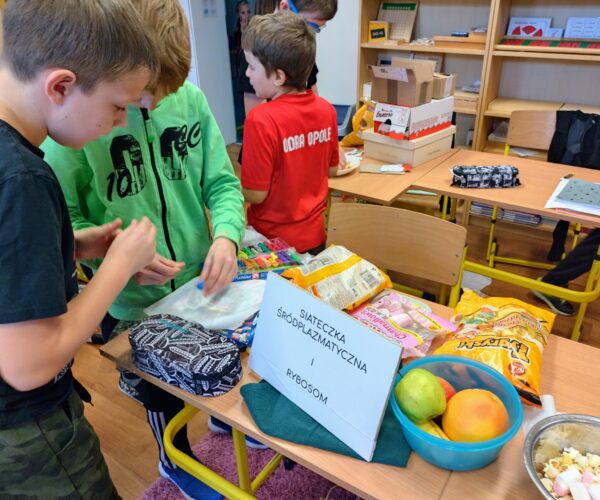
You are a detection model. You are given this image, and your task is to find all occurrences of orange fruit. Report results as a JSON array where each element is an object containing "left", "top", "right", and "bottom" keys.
[{"left": 441, "top": 389, "right": 509, "bottom": 442}]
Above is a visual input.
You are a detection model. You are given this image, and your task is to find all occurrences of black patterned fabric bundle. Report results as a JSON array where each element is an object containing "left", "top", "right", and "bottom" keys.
[
  {"left": 129, "top": 314, "right": 242, "bottom": 396},
  {"left": 451, "top": 165, "right": 520, "bottom": 188}
]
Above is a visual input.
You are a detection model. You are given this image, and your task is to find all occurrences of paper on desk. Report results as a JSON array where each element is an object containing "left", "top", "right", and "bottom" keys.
[
  {"left": 545, "top": 178, "right": 600, "bottom": 217},
  {"left": 379, "top": 164, "right": 408, "bottom": 173},
  {"left": 557, "top": 178, "right": 600, "bottom": 206}
]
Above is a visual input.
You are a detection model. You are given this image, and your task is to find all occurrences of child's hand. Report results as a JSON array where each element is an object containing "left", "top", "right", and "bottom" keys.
[
  {"left": 199, "top": 237, "right": 238, "bottom": 296},
  {"left": 74, "top": 219, "right": 122, "bottom": 260},
  {"left": 134, "top": 254, "right": 185, "bottom": 285},
  {"left": 105, "top": 217, "right": 157, "bottom": 276}
]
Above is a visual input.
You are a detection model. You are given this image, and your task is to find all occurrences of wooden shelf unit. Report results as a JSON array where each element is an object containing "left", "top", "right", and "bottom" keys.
[
  {"left": 484, "top": 97, "right": 562, "bottom": 118},
  {"left": 356, "top": 0, "right": 599, "bottom": 153},
  {"left": 455, "top": 106, "right": 478, "bottom": 116},
  {"left": 357, "top": 0, "right": 495, "bottom": 149},
  {"left": 493, "top": 47, "right": 600, "bottom": 61},
  {"left": 360, "top": 42, "right": 486, "bottom": 56},
  {"left": 474, "top": 0, "right": 600, "bottom": 150}
]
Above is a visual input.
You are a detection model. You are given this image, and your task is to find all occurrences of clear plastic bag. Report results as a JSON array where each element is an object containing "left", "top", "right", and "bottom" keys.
[{"left": 144, "top": 277, "right": 265, "bottom": 331}]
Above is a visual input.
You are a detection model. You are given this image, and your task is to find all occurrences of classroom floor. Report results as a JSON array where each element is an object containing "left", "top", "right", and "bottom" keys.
[{"left": 76, "top": 145, "right": 600, "bottom": 499}]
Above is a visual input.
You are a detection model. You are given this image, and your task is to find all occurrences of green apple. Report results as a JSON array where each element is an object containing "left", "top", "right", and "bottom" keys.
[{"left": 395, "top": 368, "right": 447, "bottom": 424}]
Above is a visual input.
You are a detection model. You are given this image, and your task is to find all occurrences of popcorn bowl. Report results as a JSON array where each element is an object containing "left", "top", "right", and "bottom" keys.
[{"left": 524, "top": 414, "right": 600, "bottom": 499}]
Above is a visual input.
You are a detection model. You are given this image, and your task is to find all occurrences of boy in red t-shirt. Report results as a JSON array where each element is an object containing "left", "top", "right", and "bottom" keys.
[{"left": 240, "top": 11, "right": 340, "bottom": 254}]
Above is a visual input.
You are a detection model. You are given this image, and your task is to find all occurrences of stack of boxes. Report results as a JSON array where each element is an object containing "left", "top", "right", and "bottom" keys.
[{"left": 363, "top": 58, "right": 456, "bottom": 166}]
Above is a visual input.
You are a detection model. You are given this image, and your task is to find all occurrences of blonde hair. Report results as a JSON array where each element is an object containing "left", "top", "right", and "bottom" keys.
[
  {"left": 243, "top": 12, "right": 315, "bottom": 91},
  {"left": 1, "top": 0, "right": 159, "bottom": 92},
  {"left": 129, "top": 0, "right": 191, "bottom": 95}
]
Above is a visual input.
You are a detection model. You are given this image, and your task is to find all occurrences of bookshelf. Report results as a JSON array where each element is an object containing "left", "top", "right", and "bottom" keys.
[
  {"left": 475, "top": 0, "right": 600, "bottom": 151},
  {"left": 357, "top": 0, "right": 495, "bottom": 148},
  {"left": 357, "top": 0, "right": 600, "bottom": 152}
]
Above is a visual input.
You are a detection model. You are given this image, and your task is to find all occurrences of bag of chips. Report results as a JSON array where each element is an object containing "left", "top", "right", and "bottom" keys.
[
  {"left": 281, "top": 245, "right": 391, "bottom": 310},
  {"left": 350, "top": 289, "right": 457, "bottom": 358},
  {"left": 435, "top": 290, "right": 554, "bottom": 406}
]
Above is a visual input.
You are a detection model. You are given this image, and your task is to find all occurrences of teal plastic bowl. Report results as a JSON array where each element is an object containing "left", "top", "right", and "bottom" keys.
[{"left": 390, "top": 355, "right": 523, "bottom": 471}]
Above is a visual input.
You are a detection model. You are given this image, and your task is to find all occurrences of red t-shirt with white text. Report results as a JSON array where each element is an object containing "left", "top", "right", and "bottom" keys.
[{"left": 241, "top": 91, "right": 339, "bottom": 252}]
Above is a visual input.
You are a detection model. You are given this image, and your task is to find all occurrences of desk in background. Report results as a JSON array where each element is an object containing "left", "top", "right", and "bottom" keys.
[
  {"left": 328, "top": 151, "right": 457, "bottom": 206},
  {"left": 412, "top": 149, "right": 600, "bottom": 229},
  {"left": 411, "top": 148, "right": 600, "bottom": 341}
]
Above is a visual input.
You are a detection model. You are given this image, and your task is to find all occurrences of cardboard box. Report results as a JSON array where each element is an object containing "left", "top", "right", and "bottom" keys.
[
  {"left": 368, "top": 21, "right": 389, "bottom": 42},
  {"left": 363, "top": 125, "right": 455, "bottom": 166},
  {"left": 370, "top": 58, "right": 435, "bottom": 107},
  {"left": 414, "top": 53, "right": 444, "bottom": 73},
  {"left": 373, "top": 96, "right": 454, "bottom": 140},
  {"left": 453, "top": 91, "right": 479, "bottom": 113},
  {"left": 432, "top": 73, "right": 456, "bottom": 99}
]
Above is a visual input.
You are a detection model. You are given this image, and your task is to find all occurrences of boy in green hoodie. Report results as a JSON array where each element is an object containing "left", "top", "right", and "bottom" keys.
[{"left": 42, "top": 0, "right": 245, "bottom": 497}]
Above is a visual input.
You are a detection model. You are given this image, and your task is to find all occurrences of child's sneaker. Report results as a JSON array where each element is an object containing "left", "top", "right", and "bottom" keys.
[
  {"left": 158, "top": 462, "right": 222, "bottom": 500},
  {"left": 208, "top": 416, "right": 269, "bottom": 450},
  {"left": 118, "top": 371, "right": 144, "bottom": 404},
  {"left": 532, "top": 279, "right": 575, "bottom": 316}
]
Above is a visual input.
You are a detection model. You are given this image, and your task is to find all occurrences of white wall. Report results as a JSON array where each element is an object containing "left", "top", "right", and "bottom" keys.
[
  {"left": 179, "top": 0, "right": 237, "bottom": 144},
  {"left": 315, "top": 0, "right": 359, "bottom": 106}
]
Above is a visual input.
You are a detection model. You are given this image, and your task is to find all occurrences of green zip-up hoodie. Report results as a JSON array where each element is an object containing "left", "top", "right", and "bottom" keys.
[{"left": 42, "top": 82, "right": 245, "bottom": 320}]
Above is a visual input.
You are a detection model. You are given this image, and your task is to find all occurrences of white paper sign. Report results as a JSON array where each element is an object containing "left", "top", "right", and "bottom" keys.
[{"left": 249, "top": 274, "right": 403, "bottom": 461}]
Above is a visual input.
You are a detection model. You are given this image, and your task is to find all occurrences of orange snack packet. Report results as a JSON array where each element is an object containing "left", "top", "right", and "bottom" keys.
[{"left": 435, "top": 290, "right": 555, "bottom": 406}]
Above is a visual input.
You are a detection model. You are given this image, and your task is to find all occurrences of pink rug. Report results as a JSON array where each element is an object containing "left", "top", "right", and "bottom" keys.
[{"left": 142, "top": 433, "right": 357, "bottom": 500}]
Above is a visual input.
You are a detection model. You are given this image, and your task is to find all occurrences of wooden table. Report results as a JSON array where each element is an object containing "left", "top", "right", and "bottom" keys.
[
  {"left": 101, "top": 300, "right": 600, "bottom": 499},
  {"left": 102, "top": 296, "right": 453, "bottom": 500},
  {"left": 411, "top": 149, "right": 600, "bottom": 228},
  {"left": 441, "top": 334, "right": 600, "bottom": 499},
  {"left": 101, "top": 312, "right": 600, "bottom": 500},
  {"left": 328, "top": 150, "right": 457, "bottom": 206}
]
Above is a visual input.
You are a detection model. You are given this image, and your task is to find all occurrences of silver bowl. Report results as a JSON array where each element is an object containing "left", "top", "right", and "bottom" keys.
[{"left": 524, "top": 414, "right": 600, "bottom": 499}]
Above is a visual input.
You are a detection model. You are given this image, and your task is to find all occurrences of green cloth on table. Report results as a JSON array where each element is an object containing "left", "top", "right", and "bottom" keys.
[{"left": 240, "top": 381, "right": 411, "bottom": 467}]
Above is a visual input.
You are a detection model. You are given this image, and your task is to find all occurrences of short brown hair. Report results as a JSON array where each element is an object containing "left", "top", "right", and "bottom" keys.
[
  {"left": 242, "top": 12, "right": 315, "bottom": 91},
  {"left": 1, "top": 0, "right": 159, "bottom": 92},
  {"left": 292, "top": 0, "right": 337, "bottom": 20},
  {"left": 129, "top": 0, "right": 191, "bottom": 95},
  {"left": 255, "top": 0, "right": 277, "bottom": 15}
]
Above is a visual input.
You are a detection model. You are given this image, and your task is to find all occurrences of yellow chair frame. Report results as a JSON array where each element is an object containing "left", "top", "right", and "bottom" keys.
[
  {"left": 163, "top": 405, "right": 283, "bottom": 499},
  {"left": 465, "top": 241, "right": 600, "bottom": 342}
]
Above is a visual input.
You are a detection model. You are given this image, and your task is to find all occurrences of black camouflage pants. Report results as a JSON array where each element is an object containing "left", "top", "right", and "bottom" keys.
[{"left": 0, "top": 390, "right": 119, "bottom": 499}]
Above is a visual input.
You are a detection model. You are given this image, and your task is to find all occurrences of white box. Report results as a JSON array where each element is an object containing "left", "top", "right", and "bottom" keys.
[
  {"left": 373, "top": 97, "right": 454, "bottom": 140},
  {"left": 362, "top": 125, "right": 455, "bottom": 166}
]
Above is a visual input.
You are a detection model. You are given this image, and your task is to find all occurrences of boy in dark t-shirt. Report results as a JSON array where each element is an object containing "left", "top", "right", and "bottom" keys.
[{"left": 0, "top": 1, "right": 159, "bottom": 496}]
